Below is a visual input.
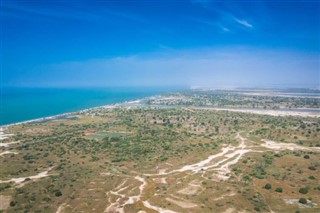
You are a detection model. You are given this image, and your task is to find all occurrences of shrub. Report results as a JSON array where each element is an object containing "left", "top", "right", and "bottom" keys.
[
  {"left": 275, "top": 187, "right": 283, "bottom": 193},
  {"left": 304, "top": 155, "right": 310, "bottom": 159},
  {"left": 0, "top": 183, "right": 11, "bottom": 191},
  {"left": 10, "top": 201, "right": 16, "bottom": 207},
  {"left": 264, "top": 183, "right": 272, "bottom": 190},
  {"left": 299, "top": 187, "right": 309, "bottom": 194},
  {"left": 55, "top": 191, "right": 62, "bottom": 197},
  {"left": 308, "top": 166, "right": 316, "bottom": 171},
  {"left": 298, "top": 198, "right": 307, "bottom": 204}
]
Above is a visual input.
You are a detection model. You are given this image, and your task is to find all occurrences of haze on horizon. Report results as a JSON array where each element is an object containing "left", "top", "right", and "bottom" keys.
[{"left": 1, "top": 0, "right": 319, "bottom": 88}]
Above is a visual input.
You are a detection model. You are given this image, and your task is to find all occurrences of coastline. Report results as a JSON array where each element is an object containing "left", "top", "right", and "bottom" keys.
[
  {"left": 1, "top": 87, "right": 179, "bottom": 128},
  {"left": 0, "top": 98, "right": 142, "bottom": 128},
  {"left": 2, "top": 95, "right": 320, "bottom": 128}
]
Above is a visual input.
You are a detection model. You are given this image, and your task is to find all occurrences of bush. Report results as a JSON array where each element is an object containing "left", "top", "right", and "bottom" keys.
[
  {"left": 299, "top": 187, "right": 309, "bottom": 194},
  {"left": 308, "top": 166, "right": 316, "bottom": 171},
  {"left": 10, "top": 201, "right": 16, "bottom": 207},
  {"left": 55, "top": 191, "right": 62, "bottom": 197},
  {"left": 275, "top": 187, "right": 283, "bottom": 193},
  {"left": 0, "top": 183, "right": 11, "bottom": 191},
  {"left": 304, "top": 155, "right": 310, "bottom": 159},
  {"left": 298, "top": 198, "right": 307, "bottom": 204},
  {"left": 264, "top": 183, "right": 272, "bottom": 190}
]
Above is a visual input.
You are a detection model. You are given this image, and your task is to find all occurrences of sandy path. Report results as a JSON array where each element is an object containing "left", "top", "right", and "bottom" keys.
[
  {"left": 101, "top": 132, "right": 320, "bottom": 213},
  {"left": 0, "top": 151, "right": 18, "bottom": 156},
  {"left": 0, "top": 168, "right": 53, "bottom": 185},
  {"left": 56, "top": 203, "right": 67, "bottom": 213},
  {"left": 0, "top": 141, "right": 20, "bottom": 147},
  {"left": 104, "top": 176, "right": 148, "bottom": 213}
]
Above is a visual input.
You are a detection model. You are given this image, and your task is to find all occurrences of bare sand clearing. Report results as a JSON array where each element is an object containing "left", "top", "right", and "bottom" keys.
[
  {"left": 284, "top": 198, "right": 318, "bottom": 208},
  {"left": 197, "top": 107, "right": 320, "bottom": 118},
  {"left": 142, "top": 200, "right": 178, "bottom": 213},
  {"left": 0, "top": 128, "right": 19, "bottom": 148},
  {"left": 166, "top": 196, "right": 198, "bottom": 208},
  {"left": 0, "top": 128, "right": 14, "bottom": 140},
  {"left": 261, "top": 139, "right": 320, "bottom": 152},
  {"left": 178, "top": 181, "right": 203, "bottom": 195},
  {"left": 0, "top": 195, "right": 11, "bottom": 210}
]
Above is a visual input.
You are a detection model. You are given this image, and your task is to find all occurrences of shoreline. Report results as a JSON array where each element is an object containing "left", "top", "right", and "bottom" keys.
[
  {"left": 0, "top": 98, "right": 144, "bottom": 128},
  {"left": 2, "top": 96, "right": 320, "bottom": 128}
]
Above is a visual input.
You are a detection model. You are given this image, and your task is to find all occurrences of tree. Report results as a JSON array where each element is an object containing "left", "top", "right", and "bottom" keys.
[{"left": 275, "top": 187, "right": 283, "bottom": 193}]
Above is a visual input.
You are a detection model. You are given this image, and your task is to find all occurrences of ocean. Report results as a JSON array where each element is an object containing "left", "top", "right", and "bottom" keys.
[{"left": 0, "top": 87, "right": 179, "bottom": 125}]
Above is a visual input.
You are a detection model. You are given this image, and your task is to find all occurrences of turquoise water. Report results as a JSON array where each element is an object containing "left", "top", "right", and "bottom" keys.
[{"left": 1, "top": 87, "right": 179, "bottom": 125}]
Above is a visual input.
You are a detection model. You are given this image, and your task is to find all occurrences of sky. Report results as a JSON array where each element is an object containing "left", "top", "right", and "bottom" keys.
[{"left": 1, "top": 0, "right": 319, "bottom": 88}]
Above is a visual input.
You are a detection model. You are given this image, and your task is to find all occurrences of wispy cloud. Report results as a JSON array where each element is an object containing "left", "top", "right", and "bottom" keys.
[
  {"left": 187, "top": 1, "right": 254, "bottom": 32},
  {"left": 234, "top": 18, "right": 253, "bottom": 28},
  {"left": 221, "top": 27, "right": 230, "bottom": 32},
  {"left": 1, "top": 2, "right": 144, "bottom": 24},
  {"left": 182, "top": 16, "right": 232, "bottom": 33}
]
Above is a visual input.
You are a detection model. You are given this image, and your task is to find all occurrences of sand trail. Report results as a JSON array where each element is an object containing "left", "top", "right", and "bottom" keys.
[
  {"left": 0, "top": 151, "right": 18, "bottom": 156},
  {"left": 0, "top": 168, "right": 53, "bottom": 185},
  {"left": 100, "top": 133, "right": 320, "bottom": 213}
]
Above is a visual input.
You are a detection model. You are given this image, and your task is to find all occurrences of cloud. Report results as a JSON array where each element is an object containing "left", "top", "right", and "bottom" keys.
[
  {"left": 1, "top": 2, "right": 144, "bottom": 24},
  {"left": 234, "top": 18, "right": 253, "bottom": 28},
  {"left": 185, "top": 2, "right": 254, "bottom": 32},
  {"left": 220, "top": 26, "right": 230, "bottom": 32}
]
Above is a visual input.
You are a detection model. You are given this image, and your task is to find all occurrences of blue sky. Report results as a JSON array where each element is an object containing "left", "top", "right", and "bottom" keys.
[{"left": 1, "top": 0, "right": 319, "bottom": 88}]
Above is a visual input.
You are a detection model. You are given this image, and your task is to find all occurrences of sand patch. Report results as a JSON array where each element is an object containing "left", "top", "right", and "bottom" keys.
[
  {"left": 0, "top": 195, "right": 11, "bottom": 210},
  {"left": 153, "top": 177, "right": 167, "bottom": 184},
  {"left": 166, "top": 197, "right": 197, "bottom": 208},
  {"left": 284, "top": 198, "right": 318, "bottom": 208},
  {"left": 178, "top": 181, "right": 202, "bottom": 195},
  {"left": 0, "top": 141, "right": 20, "bottom": 147},
  {"left": 261, "top": 140, "right": 320, "bottom": 152},
  {"left": 143, "top": 200, "right": 178, "bottom": 213},
  {"left": 223, "top": 208, "right": 237, "bottom": 213}
]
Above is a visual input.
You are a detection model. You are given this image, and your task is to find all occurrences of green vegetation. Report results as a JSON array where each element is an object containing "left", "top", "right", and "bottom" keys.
[
  {"left": 299, "top": 198, "right": 307, "bottom": 204},
  {"left": 0, "top": 90, "right": 319, "bottom": 213},
  {"left": 264, "top": 183, "right": 272, "bottom": 190},
  {"left": 275, "top": 187, "right": 283, "bottom": 193},
  {"left": 299, "top": 187, "right": 309, "bottom": 194}
]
